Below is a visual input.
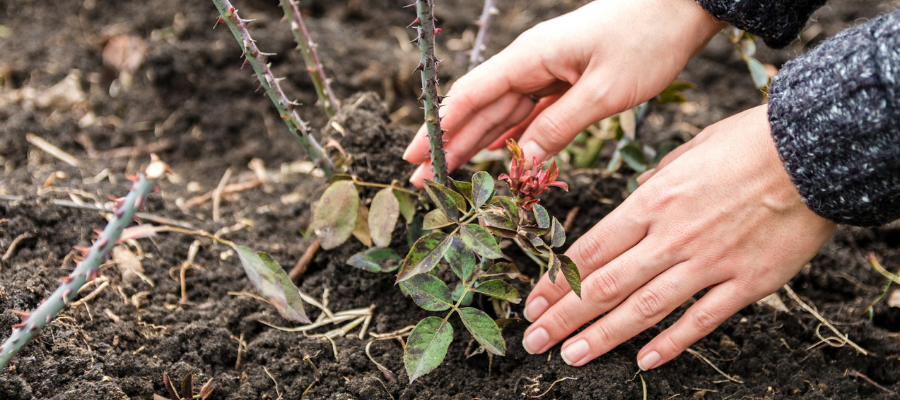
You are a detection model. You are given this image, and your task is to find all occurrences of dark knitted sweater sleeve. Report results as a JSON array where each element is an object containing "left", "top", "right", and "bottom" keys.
[
  {"left": 767, "top": 10, "right": 900, "bottom": 227},
  {"left": 694, "top": 0, "right": 827, "bottom": 48}
]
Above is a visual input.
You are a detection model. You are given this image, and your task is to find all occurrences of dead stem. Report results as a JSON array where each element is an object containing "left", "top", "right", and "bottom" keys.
[
  {"left": 847, "top": 369, "right": 900, "bottom": 397},
  {"left": 26, "top": 132, "right": 81, "bottom": 167},
  {"left": 71, "top": 280, "right": 111, "bottom": 308},
  {"left": 782, "top": 284, "right": 870, "bottom": 355},
  {"left": 263, "top": 366, "right": 284, "bottom": 400},
  {"left": 2, "top": 233, "right": 33, "bottom": 261},
  {"left": 289, "top": 239, "right": 320, "bottom": 281},
  {"left": 684, "top": 347, "right": 743, "bottom": 384},
  {"left": 302, "top": 353, "right": 322, "bottom": 398},
  {"left": 212, "top": 167, "right": 233, "bottom": 222},
  {"left": 180, "top": 178, "right": 264, "bottom": 210},
  {"left": 0, "top": 196, "right": 195, "bottom": 229}
]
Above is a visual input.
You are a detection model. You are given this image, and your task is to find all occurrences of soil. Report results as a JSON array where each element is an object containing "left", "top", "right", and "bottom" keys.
[{"left": 1, "top": 0, "right": 899, "bottom": 399}]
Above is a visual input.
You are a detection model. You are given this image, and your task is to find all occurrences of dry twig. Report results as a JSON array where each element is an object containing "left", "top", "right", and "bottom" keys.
[
  {"left": 212, "top": 168, "right": 233, "bottom": 222},
  {"left": 289, "top": 239, "right": 320, "bottom": 281},
  {"left": 2, "top": 233, "right": 33, "bottom": 261},
  {"left": 685, "top": 347, "right": 743, "bottom": 384},
  {"left": 782, "top": 284, "right": 870, "bottom": 355},
  {"left": 26, "top": 133, "right": 81, "bottom": 167}
]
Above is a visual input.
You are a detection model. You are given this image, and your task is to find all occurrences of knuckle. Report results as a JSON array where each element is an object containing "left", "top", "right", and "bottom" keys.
[
  {"left": 633, "top": 289, "right": 665, "bottom": 321},
  {"left": 690, "top": 307, "right": 721, "bottom": 333},
  {"left": 570, "top": 233, "right": 607, "bottom": 273},
  {"left": 532, "top": 113, "right": 569, "bottom": 146},
  {"left": 584, "top": 269, "right": 621, "bottom": 304},
  {"left": 586, "top": 321, "right": 614, "bottom": 349},
  {"left": 634, "top": 184, "right": 676, "bottom": 215}
]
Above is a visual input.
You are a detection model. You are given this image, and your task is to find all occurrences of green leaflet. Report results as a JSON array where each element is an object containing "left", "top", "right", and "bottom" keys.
[
  {"left": 549, "top": 217, "right": 565, "bottom": 248},
  {"left": 399, "top": 274, "right": 453, "bottom": 311},
  {"left": 492, "top": 196, "right": 519, "bottom": 221},
  {"left": 532, "top": 204, "right": 550, "bottom": 229},
  {"left": 310, "top": 180, "right": 360, "bottom": 250},
  {"left": 471, "top": 171, "right": 494, "bottom": 209},
  {"left": 423, "top": 179, "right": 465, "bottom": 222},
  {"left": 423, "top": 208, "right": 455, "bottom": 230},
  {"left": 445, "top": 236, "right": 477, "bottom": 282},
  {"left": 619, "top": 143, "right": 647, "bottom": 173},
  {"left": 461, "top": 224, "right": 503, "bottom": 259},
  {"left": 451, "top": 178, "right": 474, "bottom": 206},
  {"left": 396, "top": 232, "right": 453, "bottom": 282},
  {"left": 557, "top": 254, "right": 582, "bottom": 298},
  {"left": 369, "top": 188, "right": 400, "bottom": 248},
  {"left": 394, "top": 189, "right": 417, "bottom": 225},
  {"left": 234, "top": 246, "right": 310, "bottom": 323},
  {"left": 480, "top": 261, "right": 520, "bottom": 279},
  {"left": 346, "top": 247, "right": 401, "bottom": 273},
  {"left": 458, "top": 308, "right": 505, "bottom": 356},
  {"left": 404, "top": 316, "right": 454, "bottom": 382},
  {"left": 473, "top": 280, "right": 521, "bottom": 304},
  {"left": 547, "top": 251, "right": 561, "bottom": 284}
]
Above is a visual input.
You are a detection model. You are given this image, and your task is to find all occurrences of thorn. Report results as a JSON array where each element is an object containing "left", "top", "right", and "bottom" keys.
[
  {"left": 213, "top": 16, "right": 225, "bottom": 29},
  {"left": 412, "top": 62, "right": 424, "bottom": 75},
  {"left": 58, "top": 276, "right": 74, "bottom": 284},
  {"left": 87, "top": 270, "right": 102, "bottom": 283},
  {"left": 93, "top": 229, "right": 103, "bottom": 236},
  {"left": 256, "top": 84, "right": 265, "bottom": 93},
  {"left": 241, "top": 18, "right": 257, "bottom": 24},
  {"left": 409, "top": 37, "right": 419, "bottom": 45},
  {"left": 125, "top": 175, "right": 139, "bottom": 183},
  {"left": 11, "top": 310, "right": 30, "bottom": 321},
  {"left": 241, "top": 58, "right": 251, "bottom": 69},
  {"left": 12, "top": 323, "right": 25, "bottom": 330},
  {"left": 259, "top": 51, "right": 276, "bottom": 57},
  {"left": 95, "top": 237, "right": 109, "bottom": 250},
  {"left": 407, "top": 17, "right": 421, "bottom": 28},
  {"left": 403, "top": 2, "right": 416, "bottom": 8}
]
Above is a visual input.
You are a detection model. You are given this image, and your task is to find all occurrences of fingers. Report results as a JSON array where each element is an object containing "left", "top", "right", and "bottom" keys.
[
  {"left": 521, "top": 239, "right": 677, "bottom": 355},
  {"left": 524, "top": 198, "right": 649, "bottom": 322},
  {"left": 556, "top": 261, "right": 722, "bottom": 366},
  {"left": 635, "top": 280, "right": 750, "bottom": 370},
  {"left": 517, "top": 79, "right": 611, "bottom": 162},
  {"left": 404, "top": 45, "right": 557, "bottom": 164},
  {"left": 487, "top": 95, "right": 560, "bottom": 150},
  {"left": 408, "top": 94, "right": 536, "bottom": 186}
]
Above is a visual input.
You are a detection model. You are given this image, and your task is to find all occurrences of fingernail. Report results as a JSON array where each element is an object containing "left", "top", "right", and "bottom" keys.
[
  {"left": 520, "top": 141, "right": 547, "bottom": 163},
  {"left": 522, "top": 327, "right": 549, "bottom": 354},
  {"left": 561, "top": 339, "right": 590, "bottom": 366},
  {"left": 409, "top": 164, "right": 424, "bottom": 183},
  {"left": 524, "top": 296, "right": 548, "bottom": 322},
  {"left": 638, "top": 351, "right": 661, "bottom": 371},
  {"left": 402, "top": 148, "right": 410, "bottom": 161}
]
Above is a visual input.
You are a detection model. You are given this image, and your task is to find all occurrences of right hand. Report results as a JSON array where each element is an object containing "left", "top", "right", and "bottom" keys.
[{"left": 405, "top": 0, "right": 725, "bottom": 187}]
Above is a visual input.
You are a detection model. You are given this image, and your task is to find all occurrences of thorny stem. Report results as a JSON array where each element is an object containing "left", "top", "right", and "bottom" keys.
[
  {"left": 212, "top": 0, "right": 336, "bottom": 180},
  {"left": 280, "top": 0, "right": 340, "bottom": 117},
  {"left": 468, "top": 0, "right": 497, "bottom": 71},
  {"left": 0, "top": 160, "right": 168, "bottom": 370},
  {"left": 412, "top": 0, "right": 449, "bottom": 185}
]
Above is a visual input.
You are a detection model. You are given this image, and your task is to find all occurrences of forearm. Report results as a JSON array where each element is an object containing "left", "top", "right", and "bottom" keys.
[{"left": 768, "top": 10, "right": 900, "bottom": 226}]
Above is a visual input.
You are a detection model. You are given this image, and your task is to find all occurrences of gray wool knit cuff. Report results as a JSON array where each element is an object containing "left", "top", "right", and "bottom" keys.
[
  {"left": 694, "top": 0, "right": 826, "bottom": 48},
  {"left": 768, "top": 11, "right": 900, "bottom": 227}
]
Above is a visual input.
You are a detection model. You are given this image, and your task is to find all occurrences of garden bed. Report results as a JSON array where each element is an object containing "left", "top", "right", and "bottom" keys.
[{"left": 1, "top": 0, "right": 898, "bottom": 399}]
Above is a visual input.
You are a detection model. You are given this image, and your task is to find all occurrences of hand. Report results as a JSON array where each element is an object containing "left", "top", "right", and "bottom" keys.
[
  {"left": 521, "top": 105, "right": 837, "bottom": 369},
  {"left": 405, "top": 0, "right": 725, "bottom": 187}
]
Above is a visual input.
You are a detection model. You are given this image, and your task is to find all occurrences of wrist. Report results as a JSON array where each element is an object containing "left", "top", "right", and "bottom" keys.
[{"left": 672, "top": 0, "right": 727, "bottom": 57}]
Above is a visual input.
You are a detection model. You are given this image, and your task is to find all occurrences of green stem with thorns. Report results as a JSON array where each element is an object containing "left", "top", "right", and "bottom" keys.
[
  {"left": 412, "top": 0, "right": 449, "bottom": 185},
  {"left": 0, "top": 160, "right": 168, "bottom": 370},
  {"left": 280, "top": 0, "right": 340, "bottom": 117},
  {"left": 212, "top": 0, "right": 336, "bottom": 180}
]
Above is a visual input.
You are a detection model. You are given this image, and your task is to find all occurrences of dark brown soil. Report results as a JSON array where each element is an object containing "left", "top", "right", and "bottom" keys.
[{"left": 1, "top": 0, "right": 899, "bottom": 399}]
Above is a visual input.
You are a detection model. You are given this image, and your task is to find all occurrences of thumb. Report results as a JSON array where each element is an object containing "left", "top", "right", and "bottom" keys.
[{"left": 517, "top": 80, "right": 612, "bottom": 162}]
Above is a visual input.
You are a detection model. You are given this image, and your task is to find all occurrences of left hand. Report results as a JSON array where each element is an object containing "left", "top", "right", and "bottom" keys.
[{"left": 521, "top": 105, "right": 837, "bottom": 369}]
